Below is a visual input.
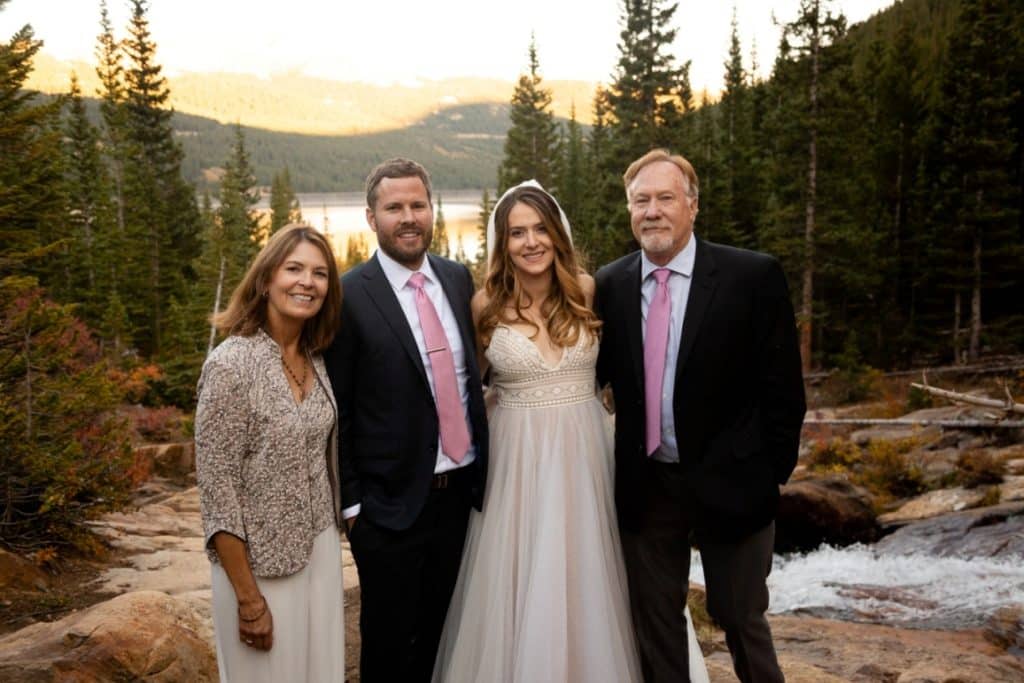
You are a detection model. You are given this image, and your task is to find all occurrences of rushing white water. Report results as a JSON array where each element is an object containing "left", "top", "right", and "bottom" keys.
[{"left": 689, "top": 545, "right": 1024, "bottom": 629}]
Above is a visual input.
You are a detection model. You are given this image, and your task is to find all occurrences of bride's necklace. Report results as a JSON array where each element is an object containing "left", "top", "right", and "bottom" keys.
[{"left": 281, "top": 353, "right": 308, "bottom": 401}]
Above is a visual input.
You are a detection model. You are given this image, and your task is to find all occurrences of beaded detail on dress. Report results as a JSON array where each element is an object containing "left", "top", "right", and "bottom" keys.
[{"left": 486, "top": 325, "right": 597, "bottom": 408}]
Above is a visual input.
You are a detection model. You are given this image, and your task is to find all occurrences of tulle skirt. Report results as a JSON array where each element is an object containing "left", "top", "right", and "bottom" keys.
[{"left": 433, "top": 397, "right": 643, "bottom": 682}]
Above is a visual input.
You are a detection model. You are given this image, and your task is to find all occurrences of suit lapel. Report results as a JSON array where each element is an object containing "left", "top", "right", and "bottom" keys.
[
  {"left": 621, "top": 253, "right": 645, "bottom": 393},
  {"left": 361, "top": 254, "right": 430, "bottom": 389},
  {"left": 674, "top": 237, "right": 718, "bottom": 376}
]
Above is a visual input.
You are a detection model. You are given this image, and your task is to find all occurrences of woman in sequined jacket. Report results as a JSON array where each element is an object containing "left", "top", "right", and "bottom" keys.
[{"left": 195, "top": 223, "right": 345, "bottom": 682}]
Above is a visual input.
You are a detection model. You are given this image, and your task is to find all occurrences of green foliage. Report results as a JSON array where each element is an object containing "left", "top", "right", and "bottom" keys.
[
  {"left": 0, "top": 277, "right": 133, "bottom": 551},
  {"left": 472, "top": 188, "right": 495, "bottom": 285},
  {"left": 858, "top": 438, "right": 926, "bottom": 500},
  {"left": 807, "top": 438, "right": 862, "bottom": 473},
  {"left": 431, "top": 195, "right": 450, "bottom": 258},
  {"left": 498, "top": 37, "right": 561, "bottom": 193},
  {"left": 905, "top": 385, "right": 934, "bottom": 412},
  {"left": 341, "top": 233, "right": 370, "bottom": 274},
  {"left": 0, "top": 18, "right": 65, "bottom": 280},
  {"left": 269, "top": 165, "right": 302, "bottom": 234},
  {"left": 827, "top": 332, "right": 883, "bottom": 404}
]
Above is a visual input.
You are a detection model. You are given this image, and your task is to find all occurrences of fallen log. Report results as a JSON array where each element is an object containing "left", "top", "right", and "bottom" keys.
[
  {"left": 803, "top": 417, "right": 1024, "bottom": 428},
  {"left": 910, "top": 382, "right": 1024, "bottom": 415}
]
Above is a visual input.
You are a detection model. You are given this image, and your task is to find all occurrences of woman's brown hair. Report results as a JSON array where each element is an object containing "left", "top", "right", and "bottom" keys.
[
  {"left": 477, "top": 186, "right": 600, "bottom": 348},
  {"left": 212, "top": 223, "right": 342, "bottom": 352}
]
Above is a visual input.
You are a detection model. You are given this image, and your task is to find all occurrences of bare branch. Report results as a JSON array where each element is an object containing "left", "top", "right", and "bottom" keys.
[{"left": 909, "top": 382, "right": 1024, "bottom": 415}]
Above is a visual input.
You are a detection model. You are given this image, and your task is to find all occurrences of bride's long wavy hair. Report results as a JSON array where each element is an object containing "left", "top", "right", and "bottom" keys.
[{"left": 477, "top": 186, "right": 600, "bottom": 348}]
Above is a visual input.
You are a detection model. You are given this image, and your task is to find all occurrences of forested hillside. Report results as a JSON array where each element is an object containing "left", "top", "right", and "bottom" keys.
[
  {"left": 499, "top": 0, "right": 1022, "bottom": 372},
  {"left": 176, "top": 102, "right": 509, "bottom": 192}
]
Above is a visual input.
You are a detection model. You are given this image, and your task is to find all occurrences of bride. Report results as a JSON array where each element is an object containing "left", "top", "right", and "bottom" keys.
[{"left": 431, "top": 181, "right": 708, "bottom": 682}]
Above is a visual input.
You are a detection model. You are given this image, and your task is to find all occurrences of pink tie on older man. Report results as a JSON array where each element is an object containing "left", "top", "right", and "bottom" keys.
[
  {"left": 644, "top": 268, "right": 672, "bottom": 456},
  {"left": 407, "top": 272, "right": 470, "bottom": 463}
]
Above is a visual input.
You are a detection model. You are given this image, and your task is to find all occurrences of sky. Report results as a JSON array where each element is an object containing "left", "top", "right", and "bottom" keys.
[{"left": 1, "top": 0, "right": 895, "bottom": 92}]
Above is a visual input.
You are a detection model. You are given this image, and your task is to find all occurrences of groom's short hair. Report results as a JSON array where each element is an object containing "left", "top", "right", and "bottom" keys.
[
  {"left": 365, "top": 157, "right": 433, "bottom": 209},
  {"left": 623, "top": 149, "right": 700, "bottom": 200}
]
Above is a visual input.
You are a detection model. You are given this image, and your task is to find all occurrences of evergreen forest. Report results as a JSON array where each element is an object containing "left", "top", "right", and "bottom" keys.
[{"left": 1, "top": 0, "right": 1021, "bottom": 552}]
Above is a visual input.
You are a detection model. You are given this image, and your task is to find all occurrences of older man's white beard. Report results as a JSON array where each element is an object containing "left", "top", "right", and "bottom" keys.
[{"left": 639, "top": 231, "right": 675, "bottom": 256}]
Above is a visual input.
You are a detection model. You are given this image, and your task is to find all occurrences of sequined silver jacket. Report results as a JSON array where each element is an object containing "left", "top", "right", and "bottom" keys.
[{"left": 195, "top": 330, "right": 342, "bottom": 577}]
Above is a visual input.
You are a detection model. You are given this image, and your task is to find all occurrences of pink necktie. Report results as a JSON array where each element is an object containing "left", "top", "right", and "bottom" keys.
[
  {"left": 644, "top": 268, "right": 672, "bottom": 456},
  {"left": 408, "top": 273, "right": 470, "bottom": 463}
]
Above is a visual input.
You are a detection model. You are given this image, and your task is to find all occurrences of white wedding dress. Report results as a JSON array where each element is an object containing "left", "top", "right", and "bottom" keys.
[{"left": 433, "top": 325, "right": 709, "bottom": 682}]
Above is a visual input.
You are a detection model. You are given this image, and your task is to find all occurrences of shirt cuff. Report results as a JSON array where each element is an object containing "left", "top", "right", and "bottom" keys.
[{"left": 342, "top": 503, "right": 361, "bottom": 520}]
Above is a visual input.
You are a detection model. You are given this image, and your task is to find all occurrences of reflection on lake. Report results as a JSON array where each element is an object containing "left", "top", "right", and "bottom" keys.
[{"left": 257, "top": 190, "right": 487, "bottom": 263}]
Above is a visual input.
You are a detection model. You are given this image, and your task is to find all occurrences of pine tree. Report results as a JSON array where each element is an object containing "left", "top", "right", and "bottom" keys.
[
  {"left": 714, "top": 10, "right": 758, "bottom": 249},
  {"left": 0, "top": 10, "right": 65, "bottom": 281},
  {"left": 342, "top": 234, "right": 369, "bottom": 273},
  {"left": 269, "top": 165, "right": 302, "bottom": 234},
  {"left": 431, "top": 195, "right": 450, "bottom": 258},
  {"left": 582, "top": 85, "right": 629, "bottom": 267},
  {"left": 473, "top": 189, "right": 495, "bottom": 284},
  {"left": 195, "top": 127, "right": 260, "bottom": 356},
  {"left": 119, "top": 0, "right": 200, "bottom": 356},
  {"left": 608, "top": 0, "right": 687, "bottom": 154},
  {"left": 62, "top": 73, "right": 116, "bottom": 328},
  {"left": 558, "top": 103, "right": 587, "bottom": 261},
  {"left": 94, "top": 0, "right": 127, "bottom": 246},
  {"left": 931, "top": 0, "right": 1022, "bottom": 362},
  {"left": 497, "top": 36, "right": 561, "bottom": 193},
  {"left": 764, "top": 0, "right": 848, "bottom": 372}
]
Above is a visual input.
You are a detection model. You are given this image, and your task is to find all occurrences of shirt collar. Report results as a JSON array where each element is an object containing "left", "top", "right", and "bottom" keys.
[
  {"left": 375, "top": 248, "right": 438, "bottom": 291},
  {"left": 641, "top": 234, "right": 696, "bottom": 281}
]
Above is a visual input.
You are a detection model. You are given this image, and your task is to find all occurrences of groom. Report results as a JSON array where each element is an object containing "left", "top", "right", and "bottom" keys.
[
  {"left": 596, "top": 149, "right": 806, "bottom": 682},
  {"left": 325, "top": 158, "right": 488, "bottom": 682}
]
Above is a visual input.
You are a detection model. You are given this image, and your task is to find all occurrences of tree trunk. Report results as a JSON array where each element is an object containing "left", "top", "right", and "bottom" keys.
[
  {"left": 801, "top": 4, "right": 821, "bottom": 374},
  {"left": 970, "top": 217, "right": 982, "bottom": 362},
  {"left": 953, "top": 291, "right": 962, "bottom": 364},
  {"left": 207, "top": 255, "right": 226, "bottom": 356}
]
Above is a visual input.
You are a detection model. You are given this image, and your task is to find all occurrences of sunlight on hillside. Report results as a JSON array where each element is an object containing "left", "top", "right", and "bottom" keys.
[{"left": 28, "top": 53, "right": 597, "bottom": 134}]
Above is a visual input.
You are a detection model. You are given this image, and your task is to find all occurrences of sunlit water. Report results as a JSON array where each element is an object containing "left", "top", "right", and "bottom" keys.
[
  {"left": 257, "top": 190, "right": 486, "bottom": 260},
  {"left": 689, "top": 544, "right": 1024, "bottom": 629}
]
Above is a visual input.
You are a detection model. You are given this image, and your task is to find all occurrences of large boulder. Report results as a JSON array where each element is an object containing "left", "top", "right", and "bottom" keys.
[
  {"left": 775, "top": 477, "right": 880, "bottom": 552},
  {"left": 0, "top": 590, "right": 216, "bottom": 682},
  {"left": 0, "top": 548, "right": 49, "bottom": 592},
  {"left": 875, "top": 501, "right": 1024, "bottom": 559},
  {"left": 701, "top": 614, "right": 1024, "bottom": 681},
  {"left": 878, "top": 487, "right": 989, "bottom": 525}
]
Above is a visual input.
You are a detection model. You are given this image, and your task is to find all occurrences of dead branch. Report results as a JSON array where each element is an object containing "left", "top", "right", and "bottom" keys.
[{"left": 910, "top": 382, "right": 1024, "bottom": 414}]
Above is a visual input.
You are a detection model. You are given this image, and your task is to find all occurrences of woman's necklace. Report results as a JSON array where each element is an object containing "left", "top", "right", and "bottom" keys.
[{"left": 281, "top": 353, "right": 308, "bottom": 401}]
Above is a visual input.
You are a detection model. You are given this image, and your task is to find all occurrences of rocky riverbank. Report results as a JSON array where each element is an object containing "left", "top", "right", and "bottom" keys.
[{"left": 2, "top": 398, "right": 1023, "bottom": 681}]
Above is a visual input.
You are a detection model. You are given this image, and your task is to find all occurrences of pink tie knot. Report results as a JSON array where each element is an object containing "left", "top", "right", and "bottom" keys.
[
  {"left": 652, "top": 267, "right": 671, "bottom": 284},
  {"left": 408, "top": 272, "right": 426, "bottom": 289}
]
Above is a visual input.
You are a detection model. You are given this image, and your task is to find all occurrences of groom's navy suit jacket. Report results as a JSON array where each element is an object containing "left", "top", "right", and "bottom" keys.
[
  {"left": 596, "top": 237, "right": 805, "bottom": 543},
  {"left": 325, "top": 253, "right": 488, "bottom": 531}
]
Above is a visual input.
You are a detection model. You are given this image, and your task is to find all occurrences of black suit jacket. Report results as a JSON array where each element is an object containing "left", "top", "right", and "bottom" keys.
[
  {"left": 595, "top": 237, "right": 805, "bottom": 542},
  {"left": 324, "top": 253, "right": 489, "bottom": 531}
]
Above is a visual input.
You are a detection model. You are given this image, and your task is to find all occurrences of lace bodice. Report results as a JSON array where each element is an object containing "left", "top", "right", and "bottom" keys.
[{"left": 485, "top": 325, "right": 598, "bottom": 408}]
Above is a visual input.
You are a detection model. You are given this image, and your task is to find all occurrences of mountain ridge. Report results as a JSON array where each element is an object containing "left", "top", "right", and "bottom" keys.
[{"left": 27, "top": 52, "right": 598, "bottom": 135}]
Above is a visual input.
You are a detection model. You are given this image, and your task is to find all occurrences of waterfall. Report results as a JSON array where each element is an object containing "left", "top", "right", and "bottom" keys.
[{"left": 690, "top": 545, "right": 1024, "bottom": 629}]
